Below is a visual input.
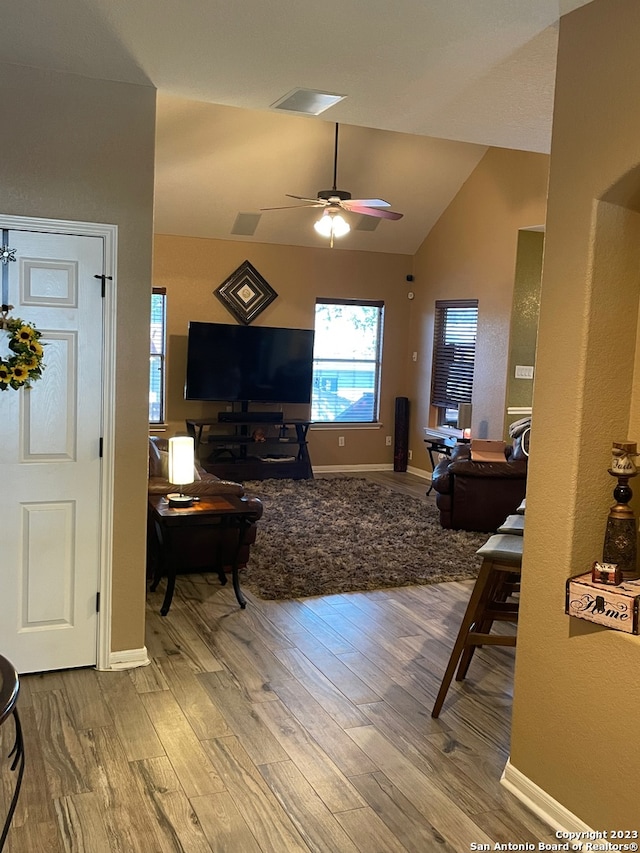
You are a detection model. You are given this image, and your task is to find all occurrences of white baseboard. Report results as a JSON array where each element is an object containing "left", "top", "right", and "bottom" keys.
[
  {"left": 407, "top": 464, "right": 430, "bottom": 479},
  {"left": 314, "top": 463, "right": 394, "bottom": 473},
  {"left": 314, "top": 463, "right": 430, "bottom": 479},
  {"left": 102, "top": 646, "right": 151, "bottom": 671},
  {"left": 501, "top": 759, "right": 594, "bottom": 836}
]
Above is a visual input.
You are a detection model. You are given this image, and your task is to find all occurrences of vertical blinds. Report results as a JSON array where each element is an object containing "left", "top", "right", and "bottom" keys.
[{"left": 431, "top": 299, "right": 478, "bottom": 408}]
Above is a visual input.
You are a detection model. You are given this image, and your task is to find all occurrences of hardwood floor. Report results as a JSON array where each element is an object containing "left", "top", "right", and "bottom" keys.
[{"left": 0, "top": 472, "right": 553, "bottom": 852}]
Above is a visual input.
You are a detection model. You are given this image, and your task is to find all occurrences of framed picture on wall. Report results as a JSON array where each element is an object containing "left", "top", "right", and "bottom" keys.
[{"left": 214, "top": 260, "right": 277, "bottom": 325}]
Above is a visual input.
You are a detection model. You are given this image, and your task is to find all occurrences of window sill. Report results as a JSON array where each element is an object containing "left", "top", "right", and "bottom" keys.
[
  {"left": 423, "top": 426, "right": 464, "bottom": 441},
  {"left": 310, "top": 423, "right": 382, "bottom": 430}
]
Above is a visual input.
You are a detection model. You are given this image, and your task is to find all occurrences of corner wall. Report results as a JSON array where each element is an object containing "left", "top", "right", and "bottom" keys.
[
  {"left": 0, "top": 62, "right": 156, "bottom": 653},
  {"left": 408, "top": 148, "right": 548, "bottom": 465},
  {"left": 510, "top": 0, "right": 640, "bottom": 828},
  {"left": 505, "top": 230, "right": 543, "bottom": 421}
]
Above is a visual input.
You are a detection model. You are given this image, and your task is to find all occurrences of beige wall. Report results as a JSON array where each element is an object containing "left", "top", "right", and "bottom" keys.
[
  {"left": 407, "top": 148, "right": 548, "bottom": 465},
  {"left": 511, "top": 0, "right": 640, "bottom": 828},
  {"left": 153, "top": 235, "right": 412, "bottom": 467},
  {"left": 156, "top": 149, "right": 549, "bottom": 475},
  {"left": 0, "top": 63, "right": 156, "bottom": 653}
]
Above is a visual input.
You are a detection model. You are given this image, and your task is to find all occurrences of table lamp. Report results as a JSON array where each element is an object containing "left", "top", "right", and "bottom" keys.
[
  {"left": 457, "top": 403, "right": 472, "bottom": 439},
  {"left": 602, "top": 440, "right": 639, "bottom": 580},
  {"left": 167, "top": 436, "right": 195, "bottom": 507}
]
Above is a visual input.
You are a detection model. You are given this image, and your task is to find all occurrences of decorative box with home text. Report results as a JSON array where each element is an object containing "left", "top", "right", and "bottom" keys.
[{"left": 566, "top": 573, "right": 640, "bottom": 634}]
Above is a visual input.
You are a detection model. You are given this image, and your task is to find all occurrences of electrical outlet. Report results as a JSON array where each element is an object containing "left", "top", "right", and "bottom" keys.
[
  {"left": 412, "top": 351, "right": 418, "bottom": 362},
  {"left": 385, "top": 435, "right": 392, "bottom": 446},
  {"left": 338, "top": 436, "right": 345, "bottom": 447},
  {"left": 408, "top": 450, "right": 413, "bottom": 461}
]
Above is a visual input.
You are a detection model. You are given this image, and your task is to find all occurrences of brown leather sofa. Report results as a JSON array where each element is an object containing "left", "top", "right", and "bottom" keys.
[
  {"left": 147, "top": 436, "right": 263, "bottom": 577},
  {"left": 431, "top": 435, "right": 527, "bottom": 533}
]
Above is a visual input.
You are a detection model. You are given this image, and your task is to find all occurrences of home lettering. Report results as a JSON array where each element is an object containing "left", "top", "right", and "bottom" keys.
[{"left": 580, "top": 595, "right": 628, "bottom": 620}]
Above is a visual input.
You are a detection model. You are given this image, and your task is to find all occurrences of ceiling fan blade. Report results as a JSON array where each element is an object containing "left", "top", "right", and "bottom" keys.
[
  {"left": 260, "top": 203, "right": 325, "bottom": 211},
  {"left": 286, "top": 194, "right": 326, "bottom": 204},
  {"left": 344, "top": 198, "right": 391, "bottom": 208},
  {"left": 347, "top": 205, "right": 404, "bottom": 221}
]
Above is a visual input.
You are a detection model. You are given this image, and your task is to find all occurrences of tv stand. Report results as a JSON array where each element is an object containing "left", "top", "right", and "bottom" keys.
[
  {"left": 185, "top": 417, "right": 313, "bottom": 481},
  {"left": 218, "top": 411, "right": 283, "bottom": 424}
]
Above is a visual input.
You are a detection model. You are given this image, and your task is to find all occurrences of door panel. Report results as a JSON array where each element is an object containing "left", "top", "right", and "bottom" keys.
[{"left": 0, "top": 230, "right": 103, "bottom": 673}]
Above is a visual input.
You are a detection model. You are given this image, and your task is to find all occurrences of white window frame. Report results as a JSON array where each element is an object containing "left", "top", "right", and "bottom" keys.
[
  {"left": 311, "top": 298, "right": 384, "bottom": 425},
  {"left": 431, "top": 299, "right": 478, "bottom": 427},
  {"left": 150, "top": 287, "right": 167, "bottom": 425}
]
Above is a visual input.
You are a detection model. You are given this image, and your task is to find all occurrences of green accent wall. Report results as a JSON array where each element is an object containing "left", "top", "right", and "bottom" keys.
[{"left": 505, "top": 229, "right": 543, "bottom": 425}]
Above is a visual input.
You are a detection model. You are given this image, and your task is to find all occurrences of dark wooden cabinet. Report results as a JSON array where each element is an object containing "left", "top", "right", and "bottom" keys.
[{"left": 186, "top": 418, "right": 313, "bottom": 481}]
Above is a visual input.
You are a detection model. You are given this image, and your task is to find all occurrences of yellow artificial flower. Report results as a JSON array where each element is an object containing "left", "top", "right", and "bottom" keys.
[
  {"left": 0, "top": 317, "right": 45, "bottom": 391},
  {"left": 17, "top": 325, "right": 35, "bottom": 343},
  {"left": 11, "top": 365, "right": 28, "bottom": 383}
]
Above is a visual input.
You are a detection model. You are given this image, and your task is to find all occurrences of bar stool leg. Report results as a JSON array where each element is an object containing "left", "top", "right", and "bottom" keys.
[
  {"left": 455, "top": 569, "right": 507, "bottom": 681},
  {"left": 431, "top": 560, "right": 496, "bottom": 718}
]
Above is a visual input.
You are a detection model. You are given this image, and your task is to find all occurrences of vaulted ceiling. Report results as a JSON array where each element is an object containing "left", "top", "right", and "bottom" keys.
[{"left": 0, "top": 0, "right": 593, "bottom": 253}]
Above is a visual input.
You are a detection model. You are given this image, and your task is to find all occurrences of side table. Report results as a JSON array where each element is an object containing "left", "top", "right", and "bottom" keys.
[
  {"left": 424, "top": 436, "right": 471, "bottom": 494},
  {"left": 148, "top": 494, "right": 258, "bottom": 616},
  {"left": 424, "top": 437, "right": 456, "bottom": 495}
]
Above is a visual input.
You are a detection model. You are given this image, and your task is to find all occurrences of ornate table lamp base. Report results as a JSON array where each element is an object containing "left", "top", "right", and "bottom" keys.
[{"left": 603, "top": 444, "right": 639, "bottom": 581}]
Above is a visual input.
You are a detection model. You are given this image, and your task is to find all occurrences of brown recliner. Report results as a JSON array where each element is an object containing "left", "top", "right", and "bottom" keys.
[
  {"left": 431, "top": 435, "right": 527, "bottom": 533},
  {"left": 147, "top": 436, "right": 263, "bottom": 577}
]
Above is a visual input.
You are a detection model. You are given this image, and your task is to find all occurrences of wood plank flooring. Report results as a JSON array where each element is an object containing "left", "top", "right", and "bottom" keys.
[{"left": 0, "top": 472, "right": 553, "bottom": 852}]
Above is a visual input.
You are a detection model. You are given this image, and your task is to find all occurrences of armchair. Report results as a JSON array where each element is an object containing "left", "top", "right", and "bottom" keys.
[{"left": 431, "top": 434, "right": 527, "bottom": 533}]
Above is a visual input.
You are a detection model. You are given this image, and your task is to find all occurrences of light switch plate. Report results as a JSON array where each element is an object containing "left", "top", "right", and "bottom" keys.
[{"left": 515, "top": 365, "right": 534, "bottom": 380}]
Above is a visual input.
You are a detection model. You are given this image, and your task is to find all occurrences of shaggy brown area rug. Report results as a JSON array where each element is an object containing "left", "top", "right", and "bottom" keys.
[{"left": 240, "top": 477, "right": 488, "bottom": 600}]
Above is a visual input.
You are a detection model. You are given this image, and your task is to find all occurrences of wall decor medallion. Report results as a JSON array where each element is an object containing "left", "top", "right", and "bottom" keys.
[{"left": 214, "top": 260, "right": 277, "bottom": 325}]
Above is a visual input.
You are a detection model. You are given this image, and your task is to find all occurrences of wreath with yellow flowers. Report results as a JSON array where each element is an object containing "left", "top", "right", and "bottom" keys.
[{"left": 0, "top": 310, "right": 45, "bottom": 391}]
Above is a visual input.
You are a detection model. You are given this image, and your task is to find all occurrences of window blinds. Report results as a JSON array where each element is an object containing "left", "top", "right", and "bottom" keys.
[{"left": 431, "top": 300, "right": 478, "bottom": 408}]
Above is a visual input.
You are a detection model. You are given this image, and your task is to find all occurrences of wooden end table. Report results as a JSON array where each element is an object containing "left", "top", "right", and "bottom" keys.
[{"left": 148, "top": 494, "right": 257, "bottom": 616}]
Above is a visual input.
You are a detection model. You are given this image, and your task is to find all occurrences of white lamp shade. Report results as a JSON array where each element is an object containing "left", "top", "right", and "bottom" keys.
[
  {"left": 168, "top": 436, "right": 195, "bottom": 486},
  {"left": 314, "top": 210, "right": 350, "bottom": 239},
  {"left": 457, "top": 403, "right": 472, "bottom": 431}
]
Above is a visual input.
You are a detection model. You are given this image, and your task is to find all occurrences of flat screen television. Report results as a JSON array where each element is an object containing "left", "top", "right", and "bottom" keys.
[{"left": 185, "top": 322, "right": 315, "bottom": 404}]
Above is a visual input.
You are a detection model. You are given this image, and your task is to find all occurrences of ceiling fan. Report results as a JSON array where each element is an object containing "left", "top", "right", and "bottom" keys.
[{"left": 261, "top": 123, "right": 403, "bottom": 246}]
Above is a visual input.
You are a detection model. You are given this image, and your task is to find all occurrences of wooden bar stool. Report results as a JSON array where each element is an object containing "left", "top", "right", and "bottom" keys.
[
  {"left": 497, "top": 514, "right": 525, "bottom": 536},
  {"left": 0, "top": 655, "right": 25, "bottom": 851},
  {"left": 431, "top": 533, "right": 523, "bottom": 718}
]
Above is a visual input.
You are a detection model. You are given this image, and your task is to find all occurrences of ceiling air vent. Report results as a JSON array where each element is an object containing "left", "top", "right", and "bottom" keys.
[
  {"left": 354, "top": 216, "right": 381, "bottom": 232},
  {"left": 270, "top": 89, "right": 346, "bottom": 116},
  {"left": 231, "top": 213, "right": 261, "bottom": 236}
]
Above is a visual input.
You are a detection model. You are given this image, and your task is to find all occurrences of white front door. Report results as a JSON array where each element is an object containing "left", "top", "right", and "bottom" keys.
[{"left": 0, "top": 229, "right": 104, "bottom": 673}]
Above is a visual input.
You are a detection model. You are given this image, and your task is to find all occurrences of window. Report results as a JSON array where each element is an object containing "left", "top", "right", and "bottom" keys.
[
  {"left": 311, "top": 299, "right": 384, "bottom": 423},
  {"left": 431, "top": 299, "right": 478, "bottom": 426},
  {"left": 149, "top": 287, "right": 166, "bottom": 423}
]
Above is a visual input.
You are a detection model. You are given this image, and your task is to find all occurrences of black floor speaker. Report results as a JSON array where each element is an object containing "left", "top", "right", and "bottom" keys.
[{"left": 394, "top": 396, "right": 410, "bottom": 472}]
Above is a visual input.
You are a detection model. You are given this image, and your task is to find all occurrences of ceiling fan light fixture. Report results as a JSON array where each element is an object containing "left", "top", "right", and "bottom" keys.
[{"left": 314, "top": 208, "right": 350, "bottom": 239}]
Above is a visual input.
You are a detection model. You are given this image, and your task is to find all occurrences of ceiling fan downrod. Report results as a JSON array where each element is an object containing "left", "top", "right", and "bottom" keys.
[{"left": 317, "top": 123, "right": 352, "bottom": 203}]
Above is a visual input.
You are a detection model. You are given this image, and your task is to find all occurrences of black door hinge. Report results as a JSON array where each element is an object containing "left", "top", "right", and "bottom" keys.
[
  {"left": 94, "top": 274, "right": 113, "bottom": 297},
  {"left": 99, "top": 437, "right": 103, "bottom": 458},
  {"left": 96, "top": 592, "right": 101, "bottom": 613}
]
